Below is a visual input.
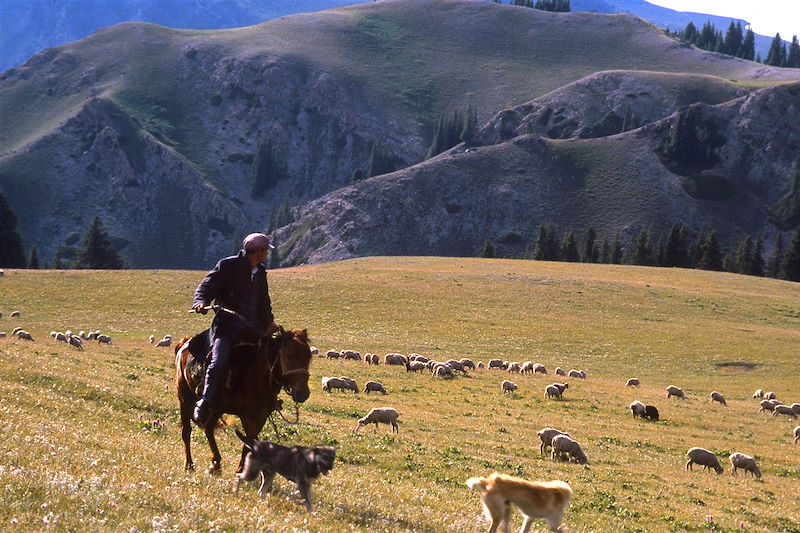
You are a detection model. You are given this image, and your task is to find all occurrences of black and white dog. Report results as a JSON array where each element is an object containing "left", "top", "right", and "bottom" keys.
[{"left": 234, "top": 429, "right": 336, "bottom": 512}]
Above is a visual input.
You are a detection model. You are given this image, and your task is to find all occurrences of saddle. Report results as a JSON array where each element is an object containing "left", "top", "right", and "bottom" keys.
[{"left": 184, "top": 329, "right": 274, "bottom": 396}]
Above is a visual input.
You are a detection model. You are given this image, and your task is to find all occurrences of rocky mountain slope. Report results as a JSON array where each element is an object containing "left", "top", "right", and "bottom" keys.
[
  {"left": 273, "top": 81, "right": 800, "bottom": 264},
  {"left": 1, "top": 0, "right": 799, "bottom": 267}
]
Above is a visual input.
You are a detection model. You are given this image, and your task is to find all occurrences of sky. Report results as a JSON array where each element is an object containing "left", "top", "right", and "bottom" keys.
[{"left": 649, "top": 0, "right": 800, "bottom": 39}]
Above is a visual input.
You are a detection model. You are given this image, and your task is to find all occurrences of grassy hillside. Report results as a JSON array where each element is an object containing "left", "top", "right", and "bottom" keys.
[{"left": 1, "top": 258, "right": 799, "bottom": 531}]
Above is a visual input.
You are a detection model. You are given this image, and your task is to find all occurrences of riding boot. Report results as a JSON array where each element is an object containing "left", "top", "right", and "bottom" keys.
[{"left": 193, "top": 334, "right": 233, "bottom": 425}]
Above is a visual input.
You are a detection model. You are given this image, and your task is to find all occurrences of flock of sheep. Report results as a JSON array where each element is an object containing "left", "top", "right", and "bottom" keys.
[{"left": 317, "top": 347, "right": 799, "bottom": 483}]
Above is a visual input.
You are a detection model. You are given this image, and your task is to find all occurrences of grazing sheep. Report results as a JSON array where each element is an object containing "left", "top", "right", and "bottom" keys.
[
  {"left": 459, "top": 358, "right": 475, "bottom": 370},
  {"left": 10, "top": 311, "right": 20, "bottom": 318},
  {"left": 501, "top": 380, "right": 518, "bottom": 393},
  {"left": 11, "top": 327, "right": 23, "bottom": 335},
  {"left": 729, "top": 452, "right": 761, "bottom": 478},
  {"left": 551, "top": 434, "right": 588, "bottom": 465},
  {"left": 794, "top": 426, "right": 799, "bottom": 445},
  {"left": 408, "top": 353, "right": 423, "bottom": 361},
  {"left": 364, "top": 381, "right": 387, "bottom": 394},
  {"left": 326, "top": 350, "right": 341, "bottom": 360},
  {"left": 433, "top": 364, "right": 455, "bottom": 379},
  {"left": 551, "top": 383, "right": 569, "bottom": 394},
  {"left": 520, "top": 361, "right": 534, "bottom": 374},
  {"left": 88, "top": 331, "right": 100, "bottom": 340},
  {"left": 384, "top": 353, "right": 408, "bottom": 366},
  {"left": 364, "top": 353, "right": 374, "bottom": 365},
  {"left": 310, "top": 346, "right": 319, "bottom": 356},
  {"left": 446, "top": 359, "right": 466, "bottom": 373},
  {"left": 772, "top": 405, "right": 798, "bottom": 419},
  {"left": 355, "top": 407, "right": 399, "bottom": 433},
  {"left": 341, "top": 350, "right": 361, "bottom": 361},
  {"left": 764, "top": 391, "right": 777, "bottom": 400},
  {"left": 710, "top": 391, "right": 727, "bottom": 406},
  {"left": 488, "top": 359, "right": 504, "bottom": 370},
  {"left": 545, "top": 384, "right": 563, "bottom": 400},
  {"left": 790, "top": 403, "right": 800, "bottom": 415},
  {"left": 407, "top": 361, "right": 426, "bottom": 373},
  {"left": 753, "top": 389, "right": 764, "bottom": 399},
  {"left": 477, "top": 362, "right": 485, "bottom": 369},
  {"left": 533, "top": 363, "right": 548, "bottom": 375},
  {"left": 155, "top": 336, "right": 171, "bottom": 348},
  {"left": 411, "top": 355, "right": 430, "bottom": 363},
  {"left": 555, "top": 367, "right": 566, "bottom": 376},
  {"left": 94, "top": 334, "right": 111, "bottom": 345},
  {"left": 67, "top": 335, "right": 83, "bottom": 351},
  {"left": 666, "top": 386, "right": 686, "bottom": 400},
  {"left": 759, "top": 399, "right": 780, "bottom": 413},
  {"left": 0, "top": 269, "right": 3, "bottom": 277},
  {"left": 630, "top": 401, "right": 646, "bottom": 419},
  {"left": 15, "top": 330, "right": 34, "bottom": 341},
  {"left": 321, "top": 377, "right": 352, "bottom": 393},
  {"left": 54, "top": 332, "right": 68, "bottom": 343},
  {"left": 568, "top": 369, "right": 585, "bottom": 379},
  {"left": 625, "top": 378, "right": 640, "bottom": 388},
  {"left": 0, "top": 332, "right": 6, "bottom": 338},
  {"left": 685, "top": 447, "right": 723, "bottom": 474},
  {"left": 370, "top": 354, "right": 380, "bottom": 365},
  {"left": 148, "top": 334, "right": 155, "bottom": 344},
  {"left": 507, "top": 362, "right": 521, "bottom": 374},
  {"left": 644, "top": 405, "right": 660, "bottom": 421},
  {"left": 537, "top": 427, "right": 570, "bottom": 455},
  {"left": 338, "top": 377, "right": 358, "bottom": 393}
]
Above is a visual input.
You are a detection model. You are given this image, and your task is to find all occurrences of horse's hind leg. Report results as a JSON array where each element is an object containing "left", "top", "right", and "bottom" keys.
[
  {"left": 177, "top": 384, "right": 195, "bottom": 471},
  {"left": 237, "top": 413, "right": 265, "bottom": 474},
  {"left": 205, "top": 415, "right": 222, "bottom": 474}
]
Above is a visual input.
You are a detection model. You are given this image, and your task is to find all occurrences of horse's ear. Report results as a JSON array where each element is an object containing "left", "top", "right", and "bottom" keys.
[
  {"left": 298, "top": 329, "right": 308, "bottom": 343},
  {"left": 278, "top": 325, "right": 285, "bottom": 336}
]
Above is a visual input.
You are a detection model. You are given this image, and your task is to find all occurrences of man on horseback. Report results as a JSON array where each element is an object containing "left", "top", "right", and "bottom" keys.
[{"left": 191, "top": 232, "right": 279, "bottom": 426}]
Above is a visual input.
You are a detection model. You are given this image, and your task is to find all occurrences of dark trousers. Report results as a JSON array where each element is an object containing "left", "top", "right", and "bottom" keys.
[{"left": 202, "top": 333, "right": 233, "bottom": 406}]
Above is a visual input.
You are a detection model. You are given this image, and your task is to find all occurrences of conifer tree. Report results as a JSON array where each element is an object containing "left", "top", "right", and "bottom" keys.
[
  {"left": 752, "top": 235, "right": 765, "bottom": 277},
  {"left": 460, "top": 105, "right": 478, "bottom": 146},
  {"left": 0, "top": 191, "right": 25, "bottom": 268},
  {"left": 782, "top": 227, "right": 800, "bottom": 281},
  {"left": 54, "top": 247, "right": 65, "bottom": 269},
  {"left": 697, "top": 231, "right": 723, "bottom": 271},
  {"left": 599, "top": 237, "right": 611, "bottom": 263},
  {"left": 581, "top": 227, "right": 598, "bottom": 263},
  {"left": 663, "top": 224, "right": 689, "bottom": 267},
  {"left": 480, "top": 240, "right": 496, "bottom": 258},
  {"left": 766, "top": 33, "right": 785, "bottom": 66},
  {"left": 735, "top": 234, "right": 754, "bottom": 275},
  {"left": 350, "top": 168, "right": 364, "bottom": 184},
  {"left": 628, "top": 228, "right": 654, "bottom": 266},
  {"left": 610, "top": 235, "right": 623, "bottom": 264},
  {"left": 28, "top": 246, "right": 39, "bottom": 269},
  {"left": 533, "top": 224, "right": 549, "bottom": 260},
  {"left": 561, "top": 230, "right": 579, "bottom": 262},
  {"left": 722, "top": 250, "right": 735, "bottom": 272},
  {"left": 740, "top": 28, "right": 756, "bottom": 60},
  {"left": 367, "top": 144, "right": 401, "bottom": 178},
  {"left": 74, "top": 216, "right": 125, "bottom": 269},
  {"left": 766, "top": 234, "right": 784, "bottom": 278},
  {"left": 787, "top": 36, "right": 800, "bottom": 68}
]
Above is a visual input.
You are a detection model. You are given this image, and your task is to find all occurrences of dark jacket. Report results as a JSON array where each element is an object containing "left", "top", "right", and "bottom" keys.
[{"left": 193, "top": 251, "right": 274, "bottom": 339}]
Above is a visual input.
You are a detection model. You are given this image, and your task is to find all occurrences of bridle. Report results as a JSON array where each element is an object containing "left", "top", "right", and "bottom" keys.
[{"left": 265, "top": 329, "right": 309, "bottom": 427}]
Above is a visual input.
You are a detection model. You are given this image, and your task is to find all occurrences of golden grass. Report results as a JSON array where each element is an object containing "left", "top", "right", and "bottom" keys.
[{"left": 0, "top": 257, "right": 799, "bottom": 532}]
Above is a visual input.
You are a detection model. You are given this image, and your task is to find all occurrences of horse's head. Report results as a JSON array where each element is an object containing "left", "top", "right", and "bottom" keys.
[{"left": 275, "top": 327, "right": 312, "bottom": 403}]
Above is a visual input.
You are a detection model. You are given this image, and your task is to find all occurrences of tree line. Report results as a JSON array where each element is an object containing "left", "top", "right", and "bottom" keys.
[
  {"left": 480, "top": 224, "right": 800, "bottom": 282},
  {"left": 0, "top": 191, "right": 124, "bottom": 269},
  {"left": 494, "top": 0, "right": 571, "bottom": 11},
  {"left": 674, "top": 21, "right": 800, "bottom": 67}
]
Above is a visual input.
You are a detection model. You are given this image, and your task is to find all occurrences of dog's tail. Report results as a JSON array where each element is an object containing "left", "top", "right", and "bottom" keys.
[
  {"left": 466, "top": 476, "right": 489, "bottom": 492},
  {"left": 234, "top": 428, "right": 255, "bottom": 450}
]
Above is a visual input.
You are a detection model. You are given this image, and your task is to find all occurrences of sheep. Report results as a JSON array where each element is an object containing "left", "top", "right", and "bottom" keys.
[
  {"left": 370, "top": 354, "right": 380, "bottom": 365},
  {"left": 772, "top": 405, "right": 798, "bottom": 419},
  {"left": 555, "top": 367, "right": 566, "bottom": 376},
  {"left": 411, "top": 355, "right": 430, "bottom": 364},
  {"left": 551, "top": 383, "right": 569, "bottom": 394},
  {"left": 666, "top": 385, "right": 686, "bottom": 400},
  {"left": 685, "top": 447, "right": 723, "bottom": 474},
  {"left": 321, "top": 377, "right": 352, "bottom": 393},
  {"left": 15, "top": 330, "right": 34, "bottom": 341},
  {"left": 0, "top": 332, "right": 6, "bottom": 338},
  {"left": 338, "top": 377, "right": 358, "bottom": 393},
  {"left": 507, "top": 362, "right": 521, "bottom": 374},
  {"left": 533, "top": 363, "right": 548, "bottom": 375},
  {"left": 729, "top": 452, "right": 761, "bottom": 478},
  {"left": 477, "top": 362, "right": 485, "bottom": 369},
  {"left": 148, "top": 334, "right": 155, "bottom": 344},
  {"left": 488, "top": 359, "right": 504, "bottom": 370},
  {"left": 764, "top": 391, "right": 777, "bottom": 400},
  {"left": 11, "top": 327, "right": 22, "bottom": 335},
  {"left": 643, "top": 405, "right": 660, "bottom": 421},
  {"left": 67, "top": 335, "right": 83, "bottom": 351},
  {"left": 355, "top": 407, "right": 399, "bottom": 433},
  {"left": 407, "top": 361, "right": 426, "bottom": 373},
  {"left": 408, "top": 353, "right": 424, "bottom": 361},
  {"left": 342, "top": 350, "right": 361, "bottom": 361},
  {"left": 384, "top": 353, "right": 408, "bottom": 366},
  {"left": 625, "top": 378, "right": 640, "bottom": 388},
  {"left": 551, "top": 434, "right": 588, "bottom": 465},
  {"left": 710, "top": 391, "right": 727, "bottom": 406},
  {"left": 568, "top": 369, "right": 585, "bottom": 379},
  {"left": 630, "top": 400, "right": 646, "bottom": 419},
  {"left": 87, "top": 331, "right": 99, "bottom": 340},
  {"left": 10, "top": 311, "right": 20, "bottom": 318},
  {"left": 155, "top": 336, "right": 171, "bottom": 348},
  {"left": 326, "top": 350, "right": 341, "bottom": 360},
  {"left": 758, "top": 399, "right": 780, "bottom": 413},
  {"left": 54, "top": 332, "right": 68, "bottom": 343},
  {"left": 0, "top": 269, "right": 3, "bottom": 277},
  {"left": 790, "top": 403, "right": 800, "bottom": 415},
  {"left": 445, "top": 359, "right": 466, "bottom": 373},
  {"left": 545, "top": 384, "right": 563, "bottom": 400},
  {"left": 310, "top": 346, "right": 319, "bottom": 356},
  {"left": 433, "top": 364, "right": 455, "bottom": 379},
  {"left": 753, "top": 389, "right": 764, "bottom": 399},
  {"left": 537, "top": 427, "right": 569, "bottom": 455},
  {"left": 501, "top": 380, "right": 518, "bottom": 393},
  {"left": 95, "top": 334, "right": 112, "bottom": 345},
  {"left": 520, "top": 361, "right": 534, "bottom": 374},
  {"left": 794, "top": 426, "right": 800, "bottom": 445},
  {"left": 364, "top": 381, "right": 387, "bottom": 395},
  {"left": 459, "top": 358, "right": 475, "bottom": 370}
]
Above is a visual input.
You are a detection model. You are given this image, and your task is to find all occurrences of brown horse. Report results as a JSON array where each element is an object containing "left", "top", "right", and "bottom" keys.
[{"left": 175, "top": 327, "right": 312, "bottom": 473}]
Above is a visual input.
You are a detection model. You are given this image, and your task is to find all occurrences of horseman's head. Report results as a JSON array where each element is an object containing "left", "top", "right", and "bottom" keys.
[{"left": 277, "top": 327, "right": 312, "bottom": 403}]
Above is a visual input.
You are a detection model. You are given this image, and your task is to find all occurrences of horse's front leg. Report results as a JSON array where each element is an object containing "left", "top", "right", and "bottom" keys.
[
  {"left": 237, "top": 412, "right": 268, "bottom": 473},
  {"left": 204, "top": 413, "right": 223, "bottom": 474}
]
